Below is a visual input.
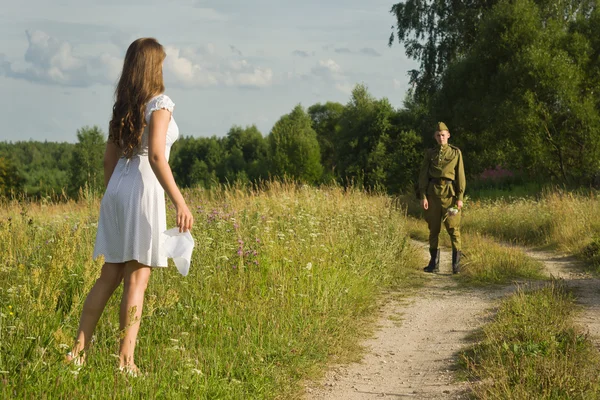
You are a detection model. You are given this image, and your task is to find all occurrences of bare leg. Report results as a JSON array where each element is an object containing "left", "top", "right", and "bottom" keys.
[
  {"left": 119, "top": 260, "right": 151, "bottom": 371},
  {"left": 69, "top": 263, "right": 124, "bottom": 362}
]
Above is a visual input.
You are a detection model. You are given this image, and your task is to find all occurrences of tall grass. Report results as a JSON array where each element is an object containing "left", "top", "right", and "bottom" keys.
[
  {"left": 0, "top": 183, "right": 422, "bottom": 399},
  {"left": 461, "top": 281, "right": 600, "bottom": 399},
  {"left": 462, "top": 190, "right": 600, "bottom": 270},
  {"left": 405, "top": 218, "right": 545, "bottom": 284}
]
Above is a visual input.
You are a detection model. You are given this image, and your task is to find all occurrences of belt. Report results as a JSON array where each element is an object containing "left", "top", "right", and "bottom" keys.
[{"left": 429, "top": 177, "right": 454, "bottom": 184}]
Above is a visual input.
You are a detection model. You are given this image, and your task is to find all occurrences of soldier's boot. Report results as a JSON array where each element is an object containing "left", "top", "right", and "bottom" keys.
[
  {"left": 452, "top": 250, "right": 462, "bottom": 274},
  {"left": 423, "top": 249, "right": 440, "bottom": 273}
]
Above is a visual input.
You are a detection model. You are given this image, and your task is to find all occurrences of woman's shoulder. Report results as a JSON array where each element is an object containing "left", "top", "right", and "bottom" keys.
[
  {"left": 145, "top": 94, "right": 175, "bottom": 120},
  {"left": 147, "top": 93, "right": 175, "bottom": 111}
]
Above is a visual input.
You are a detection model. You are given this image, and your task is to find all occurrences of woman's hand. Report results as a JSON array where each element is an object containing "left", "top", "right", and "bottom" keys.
[{"left": 176, "top": 202, "right": 194, "bottom": 232}]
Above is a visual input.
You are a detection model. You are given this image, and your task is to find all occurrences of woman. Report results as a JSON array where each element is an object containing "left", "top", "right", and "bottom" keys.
[{"left": 66, "top": 38, "right": 193, "bottom": 375}]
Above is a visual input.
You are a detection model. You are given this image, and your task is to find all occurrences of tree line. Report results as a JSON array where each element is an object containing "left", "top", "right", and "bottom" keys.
[
  {"left": 3, "top": 0, "right": 600, "bottom": 198},
  {"left": 0, "top": 85, "right": 423, "bottom": 199}
]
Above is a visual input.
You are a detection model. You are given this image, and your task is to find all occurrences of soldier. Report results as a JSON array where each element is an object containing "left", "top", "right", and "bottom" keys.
[{"left": 418, "top": 122, "right": 465, "bottom": 274}]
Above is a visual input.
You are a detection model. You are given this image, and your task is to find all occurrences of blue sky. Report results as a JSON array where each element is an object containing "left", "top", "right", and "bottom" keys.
[{"left": 0, "top": 0, "right": 416, "bottom": 143}]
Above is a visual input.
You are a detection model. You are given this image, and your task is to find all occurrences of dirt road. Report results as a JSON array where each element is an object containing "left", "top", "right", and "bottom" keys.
[{"left": 306, "top": 241, "right": 600, "bottom": 399}]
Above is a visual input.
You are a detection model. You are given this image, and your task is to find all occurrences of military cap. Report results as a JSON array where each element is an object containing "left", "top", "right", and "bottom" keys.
[{"left": 436, "top": 122, "right": 449, "bottom": 131}]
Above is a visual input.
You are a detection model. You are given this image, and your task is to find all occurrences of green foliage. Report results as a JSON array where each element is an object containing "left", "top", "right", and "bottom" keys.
[
  {"left": 268, "top": 105, "right": 323, "bottom": 183},
  {"left": 335, "top": 84, "right": 422, "bottom": 192},
  {"left": 440, "top": 0, "right": 600, "bottom": 184},
  {"left": 68, "top": 126, "right": 105, "bottom": 199},
  {"left": 170, "top": 135, "right": 225, "bottom": 188},
  {"left": 393, "top": 0, "right": 600, "bottom": 185},
  {"left": 223, "top": 125, "right": 269, "bottom": 182},
  {"left": 0, "top": 157, "right": 24, "bottom": 197},
  {"left": 308, "top": 101, "right": 344, "bottom": 178},
  {"left": 0, "top": 184, "right": 422, "bottom": 399},
  {"left": 389, "top": 0, "right": 495, "bottom": 101},
  {"left": 462, "top": 281, "right": 600, "bottom": 398},
  {"left": 169, "top": 125, "right": 269, "bottom": 189},
  {"left": 0, "top": 141, "right": 74, "bottom": 198}
]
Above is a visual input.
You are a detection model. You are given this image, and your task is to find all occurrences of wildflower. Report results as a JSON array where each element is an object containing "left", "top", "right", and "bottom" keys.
[{"left": 305, "top": 262, "right": 312, "bottom": 271}]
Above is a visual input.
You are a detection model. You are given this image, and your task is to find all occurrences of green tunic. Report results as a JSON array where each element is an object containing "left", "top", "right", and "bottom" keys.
[{"left": 418, "top": 144, "right": 466, "bottom": 251}]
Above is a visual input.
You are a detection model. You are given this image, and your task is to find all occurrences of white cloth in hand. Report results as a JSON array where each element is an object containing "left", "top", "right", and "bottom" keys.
[{"left": 161, "top": 228, "right": 195, "bottom": 276}]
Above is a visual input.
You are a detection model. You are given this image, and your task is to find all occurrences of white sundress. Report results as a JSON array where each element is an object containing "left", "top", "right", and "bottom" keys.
[{"left": 93, "top": 94, "right": 179, "bottom": 267}]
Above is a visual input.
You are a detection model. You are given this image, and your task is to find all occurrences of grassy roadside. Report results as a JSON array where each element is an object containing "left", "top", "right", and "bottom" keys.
[
  {"left": 0, "top": 184, "right": 423, "bottom": 399},
  {"left": 460, "top": 281, "right": 600, "bottom": 399},
  {"left": 401, "top": 189, "right": 600, "bottom": 398},
  {"left": 405, "top": 217, "right": 546, "bottom": 284},
  {"left": 462, "top": 191, "right": 600, "bottom": 271}
]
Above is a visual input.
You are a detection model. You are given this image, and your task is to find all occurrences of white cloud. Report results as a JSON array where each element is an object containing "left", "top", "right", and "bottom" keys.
[
  {"left": 312, "top": 59, "right": 345, "bottom": 81},
  {"left": 0, "top": 31, "right": 273, "bottom": 89},
  {"left": 164, "top": 46, "right": 219, "bottom": 87},
  {"left": 164, "top": 46, "right": 273, "bottom": 88},
  {"left": 1, "top": 30, "right": 120, "bottom": 87},
  {"left": 311, "top": 59, "right": 351, "bottom": 94}
]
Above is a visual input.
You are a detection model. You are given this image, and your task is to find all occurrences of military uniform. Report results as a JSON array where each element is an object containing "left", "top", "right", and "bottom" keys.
[{"left": 418, "top": 122, "right": 465, "bottom": 273}]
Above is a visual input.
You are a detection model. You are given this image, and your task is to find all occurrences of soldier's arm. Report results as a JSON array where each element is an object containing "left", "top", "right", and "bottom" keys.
[
  {"left": 418, "top": 151, "right": 429, "bottom": 200},
  {"left": 455, "top": 150, "right": 466, "bottom": 201}
]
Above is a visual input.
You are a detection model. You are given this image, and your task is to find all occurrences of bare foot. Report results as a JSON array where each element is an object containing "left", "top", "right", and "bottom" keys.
[
  {"left": 65, "top": 351, "right": 85, "bottom": 367},
  {"left": 119, "top": 364, "right": 140, "bottom": 377}
]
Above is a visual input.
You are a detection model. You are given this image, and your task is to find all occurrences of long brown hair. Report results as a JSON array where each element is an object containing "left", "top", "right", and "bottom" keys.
[{"left": 109, "top": 38, "right": 166, "bottom": 158}]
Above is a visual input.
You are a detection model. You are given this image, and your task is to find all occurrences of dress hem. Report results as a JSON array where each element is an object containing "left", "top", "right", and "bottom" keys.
[{"left": 93, "top": 253, "right": 168, "bottom": 268}]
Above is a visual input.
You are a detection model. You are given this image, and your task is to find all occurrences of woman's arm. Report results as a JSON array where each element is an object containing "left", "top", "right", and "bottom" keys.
[
  {"left": 103, "top": 141, "right": 121, "bottom": 188},
  {"left": 148, "top": 109, "right": 193, "bottom": 232}
]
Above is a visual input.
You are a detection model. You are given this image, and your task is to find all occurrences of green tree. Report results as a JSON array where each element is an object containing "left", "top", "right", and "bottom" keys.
[
  {"left": 69, "top": 126, "right": 105, "bottom": 198},
  {"left": 224, "top": 125, "right": 268, "bottom": 182},
  {"left": 335, "top": 85, "right": 399, "bottom": 189},
  {"left": 170, "top": 136, "right": 225, "bottom": 188},
  {"left": 308, "top": 102, "right": 345, "bottom": 178},
  {"left": 0, "top": 141, "right": 74, "bottom": 198},
  {"left": 268, "top": 105, "right": 323, "bottom": 183},
  {"left": 434, "top": 0, "right": 600, "bottom": 183},
  {"left": 389, "top": 0, "right": 496, "bottom": 102},
  {"left": 0, "top": 157, "right": 24, "bottom": 197}
]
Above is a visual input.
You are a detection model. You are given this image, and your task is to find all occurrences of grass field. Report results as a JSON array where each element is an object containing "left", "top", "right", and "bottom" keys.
[
  {"left": 461, "top": 281, "right": 600, "bottom": 399},
  {"left": 2, "top": 183, "right": 599, "bottom": 399},
  {"left": 0, "top": 184, "right": 424, "bottom": 399}
]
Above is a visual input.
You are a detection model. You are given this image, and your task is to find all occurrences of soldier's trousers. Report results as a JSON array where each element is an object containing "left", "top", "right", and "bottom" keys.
[{"left": 425, "top": 183, "right": 461, "bottom": 251}]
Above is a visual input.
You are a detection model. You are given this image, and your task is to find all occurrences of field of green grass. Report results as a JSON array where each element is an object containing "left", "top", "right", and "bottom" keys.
[
  {"left": 461, "top": 281, "right": 600, "bottom": 399},
  {"left": 462, "top": 190, "right": 600, "bottom": 270},
  {"left": 2, "top": 183, "right": 599, "bottom": 399},
  {"left": 0, "top": 184, "right": 424, "bottom": 399}
]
